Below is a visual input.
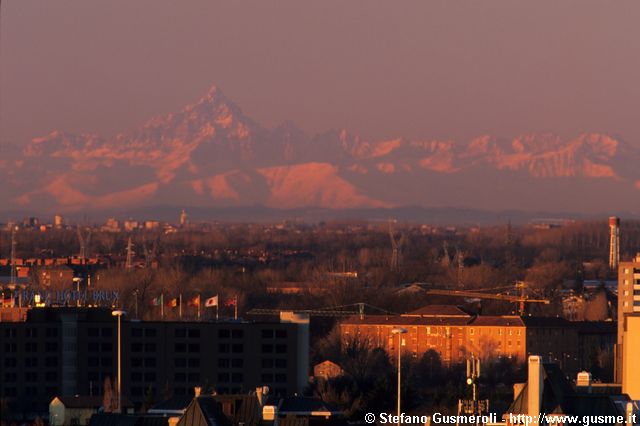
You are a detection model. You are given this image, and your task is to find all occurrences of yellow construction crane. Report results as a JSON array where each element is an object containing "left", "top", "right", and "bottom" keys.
[{"left": 423, "top": 285, "right": 549, "bottom": 316}]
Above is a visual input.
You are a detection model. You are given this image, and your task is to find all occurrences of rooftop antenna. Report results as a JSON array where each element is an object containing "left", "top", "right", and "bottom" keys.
[
  {"left": 77, "top": 226, "right": 91, "bottom": 265},
  {"left": 10, "top": 226, "right": 16, "bottom": 286},
  {"left": 126, "top": 237, "right": 134, "bottom": 270},
  {"left": 388, "top": 220, "right": 406, "bottom": 271},
  {"left": 609, "top": 216, "right": 620, "bottom": 270}
]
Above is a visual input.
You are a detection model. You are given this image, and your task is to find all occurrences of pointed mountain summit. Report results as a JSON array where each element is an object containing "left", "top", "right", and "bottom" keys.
[{"left": 3, "top": 83, "right": 640, "bottom": 214}]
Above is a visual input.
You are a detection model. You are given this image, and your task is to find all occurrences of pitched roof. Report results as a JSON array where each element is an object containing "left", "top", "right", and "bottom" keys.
[
  {"left": 469, "top": 316, "right": 524, "bottom": 327},
  {"left": 149, "top": 396, "right": 193, "bottom": 413},
  {"left": 279, "top": 397, "right": 340, "bottom": 415},
  {"left": 403, "top": 305, "right": 470, "bottom": 317},
  {"left": 341, "top": 315, "right": 470, "bottom": 327},
  {"left": 176, "top": 397, "right": 231, "bottom": 426},
  {"left": 214, "top": 395, "right": 261, "bottom": 426},
  {"left": 55, "top": 396, "right": 133, "bottom": 409},
  {"left": 89, "top": 414, "right": 168, "bottom": 426}
]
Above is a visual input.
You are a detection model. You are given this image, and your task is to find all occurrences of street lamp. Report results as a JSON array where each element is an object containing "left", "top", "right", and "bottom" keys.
[
  {"left": 111, "top": 310, "right": 126, "bottom": 413},
  {"left": 392, "top": 327, "right": 408, "bottom": 426}
]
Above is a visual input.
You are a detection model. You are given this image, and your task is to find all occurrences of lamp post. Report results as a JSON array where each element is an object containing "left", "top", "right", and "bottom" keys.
[
  {"left": 111, "top": 310, "right": 126, "bottom": 413},
  {"left": 392, "top": 327, "right": 408, "bottom": 426}
]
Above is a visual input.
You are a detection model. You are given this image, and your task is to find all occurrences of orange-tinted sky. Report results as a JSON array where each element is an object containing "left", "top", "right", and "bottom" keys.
[{"left": 1, "top": 0, "right": 639, "bottom": 145}]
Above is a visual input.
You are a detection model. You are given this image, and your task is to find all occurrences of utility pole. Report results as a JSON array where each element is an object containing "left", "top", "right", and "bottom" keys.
[
  {"left": 10, "top": 226, "right": 16, "bottom": 286},
  {"left": 126, "top": 237, "right": 134, "bottom": 270}
]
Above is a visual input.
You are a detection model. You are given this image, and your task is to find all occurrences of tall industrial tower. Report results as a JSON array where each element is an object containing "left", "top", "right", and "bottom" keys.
[{"left": 609, "top": 216, "right": 620, "bottom": 269}]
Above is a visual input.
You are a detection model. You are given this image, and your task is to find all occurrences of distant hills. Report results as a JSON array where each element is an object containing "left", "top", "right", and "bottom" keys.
[{"left": 1, "top": 84, "right": 638, "bottom": 222}]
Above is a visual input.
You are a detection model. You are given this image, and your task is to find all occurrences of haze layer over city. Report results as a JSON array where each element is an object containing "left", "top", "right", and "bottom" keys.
[{"left": 1, "top": 2, "right": 640, "bottom": 426}]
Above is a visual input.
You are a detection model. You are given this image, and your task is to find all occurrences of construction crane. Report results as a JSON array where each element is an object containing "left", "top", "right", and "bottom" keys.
[
  {"left": 247, "top": 303, "right": 396, "bottom": 320},
  {"left": 423, "top": 286, "right": 549, "bottom": 316},
  {"left": 77, "top": 226, "right": 91, "bottom": 265}
]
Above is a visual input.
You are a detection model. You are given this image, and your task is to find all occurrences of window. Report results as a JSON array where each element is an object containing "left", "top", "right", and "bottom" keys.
[
  {"left": 88, "top": 328, "right": 99, "bottom": 337},
  {"left": 102, "top": 357, "right": 113, "bottom": 367},
  {"left": 219, "top": 344, "right": 230, "bottom": 353},
  {"left": 25, "top": 372, "right": 38, "bottom": 382},
  {"left": 188, "top": 343, "right": 200, "bottom": 353},
  {"left": 132, "top": 343, "right": 143, "bottom": 352},
  {"left": 4, "top": 373, "right": 17, "bottom": 382},
  {"left": 261, "top": 373, "right": 274, "bottom": 382},
  {"left": 218, "top": 358, "right": 230, "bottom": 368},
  {"left": 275, "top": 359, "right": 287, "bottom": 368},
  {"left": 132, "top": 372, "right": 143, "bottom": 381},
  {"left": 275, "top": 374, "right": 287, "bottom": 383},
  {"left": 132, "top": 358, "right": 143, "bottom": 368},
  {"left": 426, "top": 327, "right": 431, "bottom": 335},
  {"left": 261, "top": 330, "right": 274, "bottom": 339},
  {"left": 45, "top": 357, "right": 57, "bottom": 367},
  {"left": 145, "top": 328, "right": 157, "bottom": 338},
  {"left": 275, "top": 330, "right": 287, "bottom": 339},
  {"left": 275, "top": 344, "right": 287, "bottom": 354},
  {"left": 88, "top": 357, "right": 99, "bottom": 367},
  {"left": 46, "top": 342, "right": 58, "bottom": 352},
  {"left": 231, "top": 373, "right": 243, "bottom": 382},
  {"left": 144, "top": 372, "right": 156, "bottom": 381},
  {"left": 188, "top": 373, "right": 199, "bottom": 382},
  {"left": 218, "top": 373, "right": 230, "bottom": 382},
  {"left": 101, "top": 343, "right": 112, "bottom": 351},
  {"left": 231, "top": 329, "right": 244, "bottom": 339},
  {"left": 45, "top": 371, "right": 58, "bottom": 382},
  {"left": 145, "top": 358, "right": 156, "bottom": 367},
  {"left": 262, "top": 344, "right": 273, "bottom": 353},
  {"left": 232, "top": 359, "right": 244, "bottom": 368},
  {"left": 174, "top": 358, "right": 187, "bottom": 368},
  {"left": 262, "top": 359, "right": 274, "bottom": 368},
  {"left": 469, "top": 328, "right": 474, "bottom": 335},
  {"left": 25, "top": 342, "right": 38, "bottom": 352},
  {"left": 46, "top": 328, "right": 58, "bottom": 338},
  {"left": 145, "top": 343, "right": 156, "bottom": 352},
  {"left": 4, "top": 358, "right": 17, "bottom": 367},
  {"left": 25, "top": 357, "right": 38, "bottom": 368},
  {"left": 188, "top": 329, "right": 200, "bottom": 338},
  {"left": 132, "top": 328, "right": 143, "bottom": 338},
  {"left": 175, "top": 343, "right": 186, "bottom": 353},
  {"left": 232, "top": 344, "right": 243, "bottom": 353},
  {"left": 218, "top": 329, "right": 230, "bottom": 338},
  {"left": 101, "top": 328, "right": 113, "bottom": 337},
  {"left": 175, "top": 329, "right": 187, "bottom": 338},
  {"left": 188, "top": 358, "right": 200, "bottom": 368}
]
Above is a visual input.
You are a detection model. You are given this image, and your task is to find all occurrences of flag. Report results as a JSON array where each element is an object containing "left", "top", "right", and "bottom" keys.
[
  {"left": 150, "top": 296, "right": 162, "bottom": 306},
  {"left": 188, "top": 295, "right": 200, "bottom": 307},
  {"left": 2, "top": 293, "right": 14, "bottom": 307},
  {"left": 205, "top": 295, "right": 218, "bottom": 307},
  {"left": 167, "top": 297, "right": 178, "bottom": 308},
  {"left": 224, "top": 296, "right": 237, "bottom": 307}
]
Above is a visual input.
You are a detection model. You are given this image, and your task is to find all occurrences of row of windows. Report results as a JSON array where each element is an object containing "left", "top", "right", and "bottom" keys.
[
  {"left": 131, "top": 372, "right": 157, "bottom": 382},
  {"left": 1, "top": 387, "right": 58, "bottom": 397},
  {"left": 132, "top": 357, "right": 158, "bottom": 368},
  {"left": 174, "top": 358, "right": 200, "bottom": 368},
  {"left": 131, "top": 328, "right": 158, "bottom": 338},
  {"left": 217, "top": 372, "right": 244, "bottom": 383},
  {"left": 89, "top": 342, "right": 112, "bottom": 352},
  {"left": 87, "top": 327, "right": 113, "bottom": 337},
  {"left": 3, "top": 371, "right": 58, "bottom": 382},
  {"left": 88, "top": 357, "right": 113, "bottom": 367},
  {"left": 3, "top": 357, "right": 58, "bottom": 368},
  {"left": 2, "top": 328, "right": 58, "bottom": 338},
  {"left": 218, "top": 358, "right": 244, "bottom": 368},
  {"left": 261, "top": 329, "right": 287, "bottom": 339},
  {"left": 261, "top": 358, "right": 288, "bottom": 369},
  {"left": 260, "top": 373, "right": 287, "bottom": 383},
  {"left": 131, "top": 343, "right": 156, "bottom": 352}
]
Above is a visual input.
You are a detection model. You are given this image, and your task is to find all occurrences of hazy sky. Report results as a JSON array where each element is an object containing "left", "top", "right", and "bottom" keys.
[{"left": 2, "top": 0, "right": 640, "bottom": 146}]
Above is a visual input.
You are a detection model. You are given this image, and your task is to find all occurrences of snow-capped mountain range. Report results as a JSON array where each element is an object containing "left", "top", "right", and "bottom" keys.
[{"left": 1, "top": 85, "right": 638, "bottom": 215}]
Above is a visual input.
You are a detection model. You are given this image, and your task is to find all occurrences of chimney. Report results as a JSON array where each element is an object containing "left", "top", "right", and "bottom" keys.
[
  {"left": 576, "top": 372, "right": 592, "bottom": 393},
  {"left": 527, "top": 356, "right": 543, "bottom": 419},
  {"left": 194, "top": 387, "right": 201, "bottom": 397}
]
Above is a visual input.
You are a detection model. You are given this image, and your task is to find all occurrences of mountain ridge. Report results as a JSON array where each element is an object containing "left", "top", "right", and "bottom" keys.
[{"left": 2, "top": 84, "right": 638, "bottom": 215}]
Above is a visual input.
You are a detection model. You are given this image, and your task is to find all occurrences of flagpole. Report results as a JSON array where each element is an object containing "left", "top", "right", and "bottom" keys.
[
  {"left": 234, "top": 295, "right": 238, "bottom": 320},
  {"left": 179, "top": 294, "right": 182, "bottom": 320},
  {"left": 216, "top": 294, "right": 219, "bottom": 321},
  {"left": 161, "top": 294, "right": 164, "bottom": 319}
]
